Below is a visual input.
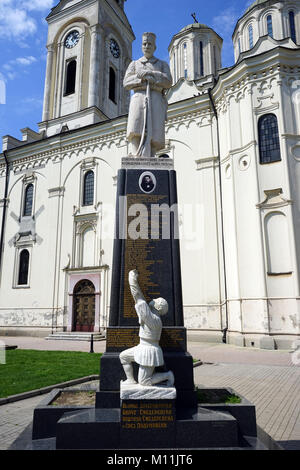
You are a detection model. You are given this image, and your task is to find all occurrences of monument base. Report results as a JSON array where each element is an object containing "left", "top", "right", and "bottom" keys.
[
  {"left": 120, "top": 382, "right": 177, "bottom": 400},
  {"left": 27, "top": 386, "right": 279, "bottom": 450},
  {"left": 55, "top": 404, "right": 239, "bottom": 450}
]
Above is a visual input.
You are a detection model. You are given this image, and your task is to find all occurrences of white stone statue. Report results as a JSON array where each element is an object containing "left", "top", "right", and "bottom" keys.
[
  {"left": 120, "top": 270, "right": 175, "bottom": 387},
  {"left": 123, "top": 32, "right": 172, "bottom": 158}
]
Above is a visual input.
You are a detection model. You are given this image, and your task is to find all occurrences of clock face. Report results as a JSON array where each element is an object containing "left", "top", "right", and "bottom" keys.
[
  {"left": 65, "top": 30, "right": 80, "bottom": 49},
  {"left": 110, "top": 39, "right": 120, "bottom": 58}
]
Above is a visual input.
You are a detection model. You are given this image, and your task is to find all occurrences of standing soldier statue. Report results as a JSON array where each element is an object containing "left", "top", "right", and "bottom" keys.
[{"left": 123, "top": 32, "right": 172, "bottom": 158}]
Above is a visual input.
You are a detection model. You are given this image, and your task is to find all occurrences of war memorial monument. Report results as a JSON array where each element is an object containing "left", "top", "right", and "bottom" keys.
[{"left": 29, "top": 32, "right": 268, "bottom": 451}]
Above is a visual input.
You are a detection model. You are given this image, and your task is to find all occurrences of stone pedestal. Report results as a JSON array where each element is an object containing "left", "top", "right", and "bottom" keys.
[{"left": 97, "top": 157, "right": 196, "bottom": 415}]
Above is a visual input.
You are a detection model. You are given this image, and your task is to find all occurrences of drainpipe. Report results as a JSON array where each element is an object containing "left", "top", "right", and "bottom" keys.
[
  {"left": 208, "top": 87, "right": 229, "bottom": 343},
  {"left": 0, "top": 150, "right": 10, "bottom": 280}
]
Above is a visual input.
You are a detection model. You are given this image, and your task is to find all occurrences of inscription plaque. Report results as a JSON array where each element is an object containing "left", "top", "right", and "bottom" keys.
[
  {"left": 106, "top": 327, "right": 186, "bottom": 352},
  {"left": 121, "top": 400, "right": 175, "bottom": 430}
]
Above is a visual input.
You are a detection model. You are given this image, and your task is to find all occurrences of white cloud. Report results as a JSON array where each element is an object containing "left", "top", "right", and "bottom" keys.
[
  {"left": 0, "top": 0, "right": 55, "bottom": 40},
  {"left": 0, "top": 72, "right": 6, "bottom": 104},
  {"left": 211, "top": 4, "right": 251, "bottom": 68},
  {"left": 22, "top": 0, "right": 55, "bottom": 11},
  {"left": 15, "top": 56, "right": 37, "bottom": 65},
  {"left": 7, "top": 72, "right": 17, "bottom": 80},
  {"left": 212, "top": 7, "right": 239, "bottom": 36},
  {"left": 2, "top": 55, "right": 37, "bottom": 80},
  {"left": 22, "top": 97, "right": 43, "bottom": 107}
]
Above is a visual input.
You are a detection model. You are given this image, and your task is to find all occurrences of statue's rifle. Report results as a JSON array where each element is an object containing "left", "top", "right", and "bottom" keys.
[{"left": 137, "top": 80, "right": 152, "bottom": 157}]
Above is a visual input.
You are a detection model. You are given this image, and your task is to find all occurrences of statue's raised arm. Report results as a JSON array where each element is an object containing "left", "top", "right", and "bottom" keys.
[{"left": 128, "top": 269, "right": 146, "bottom": 304}]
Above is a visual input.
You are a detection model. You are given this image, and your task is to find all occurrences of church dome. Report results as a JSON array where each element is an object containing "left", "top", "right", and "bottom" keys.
[
  {"left": 169, "top": 23, "right": 223, "bottom": 83},
  {"left": 244, "top": 0, "right": 270, "bottom": 16},
  {"left": 179, "top": 23, "right": 216, "bottom": 33},
  {"left": 232, "top": 0, "right": 300, "bottom": 63}
]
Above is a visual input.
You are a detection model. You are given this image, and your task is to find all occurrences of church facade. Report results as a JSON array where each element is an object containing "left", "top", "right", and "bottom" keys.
[{"left": 1, "top": 0, "right": 300, "bottom": 349}]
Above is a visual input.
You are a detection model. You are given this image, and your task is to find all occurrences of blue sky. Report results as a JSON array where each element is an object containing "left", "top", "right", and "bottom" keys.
[{"left": 0, "top": 0, "right": 253, "bottom": 143}]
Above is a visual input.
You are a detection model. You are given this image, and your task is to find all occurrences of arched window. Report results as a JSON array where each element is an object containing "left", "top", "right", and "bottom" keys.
[
  {"left": 18, "top": 249, "right": 29, "bottom": 285},
  {"left": 183, "top": 43, "right": 187, "bottom": 79},
  {"left": 23, "top": 184, "right": 33, "bottom": 217},
  {"left": 65, "top": 60, "right": 77, "bottom": 95},
  {"left": 238, "top": 38, "right": 241, "bottom": 55},
  {"left": 200, "top": 41, "right": 204, "bottom": 76},
  {"left": 265, "top": 212, "right": 292, "bottom": 274},
  {"left": 248, "top": 24, "right": 254, "bottom": 49},
  {"left": 267, "top": 15, "right": 273, "bottom": 38},
  {"left": 109, "top": 67, "right": 116, "bottom": 103},
  {"left": 258, "top": 114, "right": 281, "bottom": 164},
  {"left": 289, "top": 11, "right": 296, "bottom": 43},
  {"left": 83, "top": 170, "right": 94, "bottom": 206},
  {"left": 173, "top": 53, "right": 176, "bottom": 81}
]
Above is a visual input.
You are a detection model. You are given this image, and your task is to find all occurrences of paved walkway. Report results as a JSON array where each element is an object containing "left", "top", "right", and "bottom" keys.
[{"left": 0, "top": 336, "right": 299, "bottom": 450}]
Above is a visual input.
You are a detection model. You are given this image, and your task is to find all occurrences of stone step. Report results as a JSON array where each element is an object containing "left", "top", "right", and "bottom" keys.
[{"left": 45, "top": 332, "right": 106, "bottom": 342}]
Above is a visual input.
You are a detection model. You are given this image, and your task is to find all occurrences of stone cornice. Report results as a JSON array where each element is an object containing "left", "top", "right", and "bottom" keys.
[
  {"left": 213, "top": 47, "right": 300, "bottom": 109},
  {"left": 0, "top": 117, "right": 128, "bottom": 175},
  {"left": 167, "top": 95, "right": 212, "bottom": 131}
]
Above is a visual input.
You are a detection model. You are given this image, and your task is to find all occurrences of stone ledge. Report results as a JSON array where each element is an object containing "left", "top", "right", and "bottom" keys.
[
  {"left": 120, "top": 381, "right": 177, "bottom": 400},
  {"left": 121, "top": 156, "right": 174, "bottom": 170}
]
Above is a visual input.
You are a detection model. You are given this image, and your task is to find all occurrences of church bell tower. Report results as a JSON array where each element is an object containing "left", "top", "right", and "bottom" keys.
[{"left": 39, "top": 0, "right": 135, "bottom": 137}]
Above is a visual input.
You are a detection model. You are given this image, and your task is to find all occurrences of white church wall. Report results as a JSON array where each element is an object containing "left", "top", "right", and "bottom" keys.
[
  {"left": 166, "top": 98, "right": 224, "bottom": 333},
  {"left": 0, "top": 163, "right": 61, "bottom": 333}
]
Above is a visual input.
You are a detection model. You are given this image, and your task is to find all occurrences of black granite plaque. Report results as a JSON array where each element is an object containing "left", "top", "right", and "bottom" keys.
[
  {"left": 106, "top": 326, "right": 187, "bottom": 352},
  {"left": 120, "top": 399, "right": 176, "bottom": 448},
  {"left": 109, "top": 168, "right": 184, "bottom": 328}
]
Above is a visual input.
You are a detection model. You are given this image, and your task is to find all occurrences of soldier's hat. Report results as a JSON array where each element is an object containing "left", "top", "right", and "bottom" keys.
[{"left": 142, "top": 32, "right": 157, "bottom": 44}]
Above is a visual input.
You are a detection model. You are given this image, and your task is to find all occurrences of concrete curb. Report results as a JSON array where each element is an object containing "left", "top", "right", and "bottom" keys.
[
  {"left": 1, "top": 364, "right": 203, "bottom": 406},
  {"left": 193, "top": 360, "right": 203, "bottom": 367},
  {"left": 0, "top": 374, "right": 98, "bottom": 406}
]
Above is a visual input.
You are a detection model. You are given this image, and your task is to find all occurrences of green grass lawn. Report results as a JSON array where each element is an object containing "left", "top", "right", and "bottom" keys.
[{"left": 0, "top": 349, "right": 101, "bottom": 399}]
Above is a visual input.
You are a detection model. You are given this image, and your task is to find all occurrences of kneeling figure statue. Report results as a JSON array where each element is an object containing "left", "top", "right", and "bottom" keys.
[{"left": 120, "top": 270, "right": 174, "bottom": 387}]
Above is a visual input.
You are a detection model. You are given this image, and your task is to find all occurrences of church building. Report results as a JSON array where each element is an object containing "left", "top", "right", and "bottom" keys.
[{"left": 1, "top": 0, "right": 300, "bottom": 350}]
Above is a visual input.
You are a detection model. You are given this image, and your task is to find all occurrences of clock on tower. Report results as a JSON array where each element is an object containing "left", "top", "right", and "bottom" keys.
[{"left": 40, "top": 0, "right": 135, "bottom": 138}]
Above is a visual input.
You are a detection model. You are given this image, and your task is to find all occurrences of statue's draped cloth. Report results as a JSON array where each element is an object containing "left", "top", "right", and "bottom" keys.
[{"left": 123, "top": 56, "right": 172, "bottom": 151}]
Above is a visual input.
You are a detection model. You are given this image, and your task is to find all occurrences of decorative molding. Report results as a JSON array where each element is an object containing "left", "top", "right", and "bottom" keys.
[
  {"left": 75, "top": 214, "right": 98, "bottom": 234},
  {"left": 166, "top": 109, "right": 213, "bottom": 132},
  {"left": 0, "top": 127, "right": 127, "bottom": 173},
  {"left": 48, "top": 186, "right": 65, "bottom": 198},
  {"left": 64, "top": 265, "right": 109, "bottom": 274},
  {"left": 80, "top": 157, "right": 97, "bottom": 170},
  {"left": 256, "top": 188, "right": 293, "bottom": 209},
  {"left": 254, "top": 102, "right": 279, "bottom": 114},
  {"left": 195, "top": 156, "right": 219, "bottom": 171},
  {"left": 13, "top": 233, "right": 36, "bottom": 247}
]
